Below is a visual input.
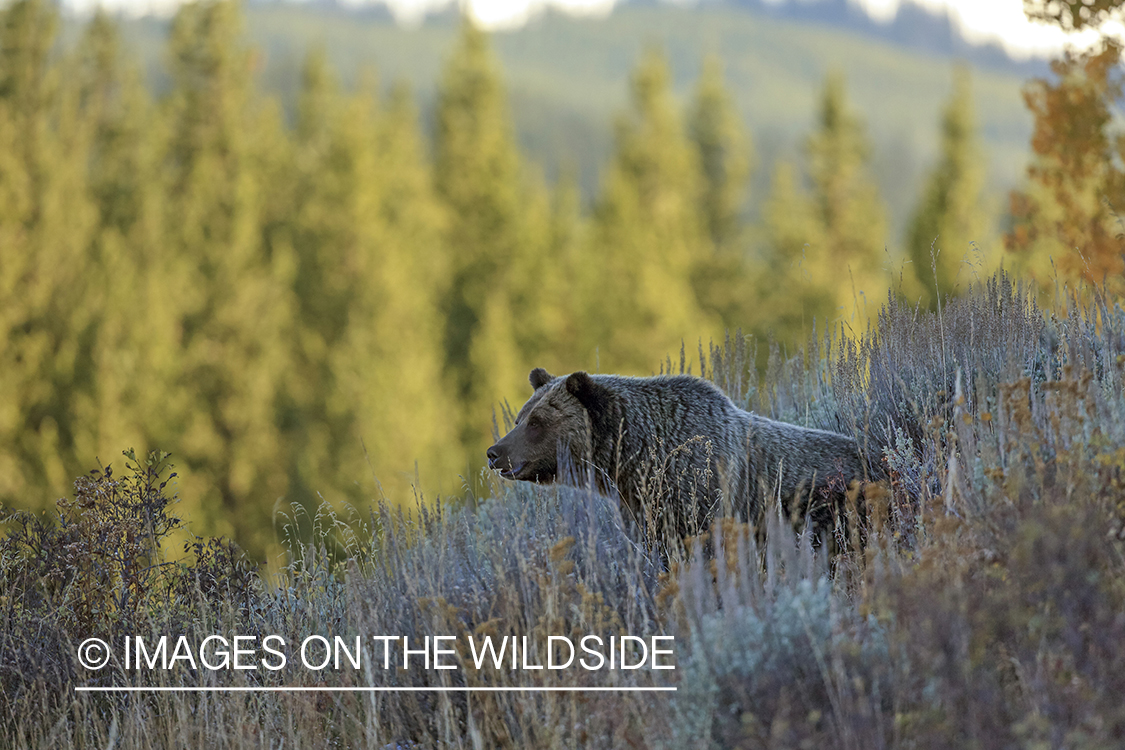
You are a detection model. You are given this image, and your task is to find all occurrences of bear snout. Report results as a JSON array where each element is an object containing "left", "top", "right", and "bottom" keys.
[
  {"left": 486, "top": 443, "right": 510, "bottom": 473},
  {"left": 486, "top": 441, "right": 524, "bottom": 479}
]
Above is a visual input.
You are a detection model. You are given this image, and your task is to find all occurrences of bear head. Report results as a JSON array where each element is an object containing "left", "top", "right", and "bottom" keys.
[{"left": 486, "top": 367, "right": 610, "bottom": 483}]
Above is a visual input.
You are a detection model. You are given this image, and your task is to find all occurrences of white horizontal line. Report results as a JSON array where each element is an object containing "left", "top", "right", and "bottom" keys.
[{"left": 75, "top": 686, "right": 676, "bottom": 693}]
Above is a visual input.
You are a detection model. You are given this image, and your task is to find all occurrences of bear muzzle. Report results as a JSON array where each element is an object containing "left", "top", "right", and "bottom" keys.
[{"left": 486, "top": 443, "right": 521, "bottom": 479}]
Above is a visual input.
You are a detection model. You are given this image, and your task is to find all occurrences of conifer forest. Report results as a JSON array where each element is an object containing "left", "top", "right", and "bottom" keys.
[{"left": 3, "top": 0, "right": 1125, "bottom": 745}]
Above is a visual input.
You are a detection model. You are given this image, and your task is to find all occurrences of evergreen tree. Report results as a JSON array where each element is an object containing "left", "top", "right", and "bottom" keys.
[
  {"left": 760, "top": 71, "right": 891, "bottom": 348},
  {"left": 0, "top": 0, "right": 99, "bottom": 504},
  {"left": 805, "top": 73, "right": 888, "bottom": 327},
  {"left": 285, "top": 55, "right": 462, "bottom": 511},
  {"left": 281, "top": 49, "right": 351, "bottom": 515},
  {"left": 433, "top": 18, "right": 545, "bottom": 465},
  {"left": 160, "top": 0, "right": 292, "bottom": 555},
  {"left": 906, "top": 67, "right": 990, "bottom": 309},
  {"left": 585, "top": 48, "right": 715, "bottom": 373},
  {"left": 687, "top": 55, "right": 756, "bottom": 332},
  {"left": 75, "top": 11, "right": 170, "bottom": 469},
  {"left": 759, "top": 74, "right": 888, "bottom": 348},
  {"left": 758, "top": 159, "right": 833, "bottom": 349},
  {"left": 690, "top": 55, "right": 752, "bottom": 252},
  {"left": 80, "top": 11, "right": 152, "bottom": 240},
  {"left": 361, "top": 84, "right": 462, "bottom": 493},
  {"left": 540, "top": 167, "right": 586, "bottom": 369}
]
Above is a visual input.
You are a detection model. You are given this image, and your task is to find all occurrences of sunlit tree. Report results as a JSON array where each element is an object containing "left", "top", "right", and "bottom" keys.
[
  {"left": 160, "top": 0, "right": 293, "bottom": 553},
  {"left": 906, "top": 67, "right": 991, "bottom": 309},
  {"left": 760, "top": 74, "right": 888, "bottom": 346},
  {"left": 1006, "top": 42, "right": 1125, "bottom": 293},
  {"left": 433, "top": 18, "right": 549, "bottom": 464},
  {"left": 585, "top": 48, "right": 716, "bottom": 373},
  {"left": 0, "top": 0, "right": 99, "bottom": 505},
  {"left": 688, "top": 56, "right": 757, "bottom": 332}
]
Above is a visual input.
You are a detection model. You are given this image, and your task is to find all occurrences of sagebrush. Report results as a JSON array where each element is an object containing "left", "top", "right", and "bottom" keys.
[{"left": 3, "top": 272, "right": 1124, "bottom": 748}]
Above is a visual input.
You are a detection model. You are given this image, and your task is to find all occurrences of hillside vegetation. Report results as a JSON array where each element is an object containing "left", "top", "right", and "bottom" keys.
[
  {"left": 5, "top": 0, "right": 1125, "bottom": 742},
  {"left": 4, "top": 273, "right": 1125, "bottom": 747},
  {"left": 5, "top": 0, "right": 1031, "bottom": 557},
  {"left": 98, "top": 2, "right": 1035, "bottom": 233}
]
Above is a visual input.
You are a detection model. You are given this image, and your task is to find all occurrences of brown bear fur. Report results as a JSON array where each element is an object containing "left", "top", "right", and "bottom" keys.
[{"left": 487, "top": 368, "right": 868, "bottom": 545}]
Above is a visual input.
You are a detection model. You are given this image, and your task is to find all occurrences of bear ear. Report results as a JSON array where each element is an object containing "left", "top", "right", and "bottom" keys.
[
  {"left": 529, "top": 368, "right": 553, "bottom": 390},
  {"left": 566, "top": 371, "right": 609, "bottom": 414}
]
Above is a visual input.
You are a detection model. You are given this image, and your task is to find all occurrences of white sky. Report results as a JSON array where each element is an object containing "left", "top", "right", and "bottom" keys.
[
  {"left": 857, "top": 0, "right": 1117, "bottom": 57},
  {"left": 67, "top": 0, "right": 1118, "bottom": 59},
  {"left": 378, "top": 0, "right": 1117, "bottom": 56}
]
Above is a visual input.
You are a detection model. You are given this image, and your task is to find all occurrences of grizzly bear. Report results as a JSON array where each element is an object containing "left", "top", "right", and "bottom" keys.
[{"left": 486, "top": 368, "right": 867, "bottom": 544}]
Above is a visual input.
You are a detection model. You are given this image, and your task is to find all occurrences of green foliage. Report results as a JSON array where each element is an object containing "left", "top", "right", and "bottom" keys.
[
  {"left": 94, "top": 3, "right": 1033, "bottom": 242},
  {"left": 585, "top": 48, "right": 716, "bottom": 373},
  {"left": 0, "top": 0, "right": 99, "bottom": 504},
  {"left": 805, "top": 74, "right": 889, "bottom": 324},
  {"left": 687, "top": 56, "right": 759, "bottom": 333},
  {"left": 689, "top": 55, "right": 752, "bottom": 253},
  {"left": 341, "top": 81, "right": 464, "bottom": 500},
  {"left": 157, "top": 0, "right": 293, "bottom": 554},
  {"left": 0, "top": 0, "right": 1029, "bottom": 566},
  {"left": 758, "top": 74, "right": 890, "bottom": 351},
  {"left": 434, "top": 19, "right": 550, "bottom": 463},
  {"left": 2, "top": 2, "right": 488, "bottom": 557},
  {"left": 906, "top": 67, "right": 992, "bottom": 309},
  {"left": 75, "top": 10, "right": 171, "bottom": 503},
  {"left": 758, "top": 158, "right": 832, "bottom": 350},
  {"left": 280, "top": 50, "right": 461, "bottom": 521},
  {"left": 5, "top": 4, "right": 1125, "bottom": 743},
  {"left": 538, "top": 168, "right": 587, "bottom": 367}
]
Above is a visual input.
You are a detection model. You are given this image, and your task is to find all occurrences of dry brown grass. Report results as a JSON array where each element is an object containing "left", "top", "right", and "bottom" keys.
[{"left": 3, "top": 271, "right": 1125, "bottom": 748}]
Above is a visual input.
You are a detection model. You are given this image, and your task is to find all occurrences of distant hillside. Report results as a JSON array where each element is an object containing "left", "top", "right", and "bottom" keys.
[
  {"left": 99, "top": 1, "right": 1037, "bottom": 242},
  {"left": 701, "top": 0, "right": 1048, "bottom": 77}
]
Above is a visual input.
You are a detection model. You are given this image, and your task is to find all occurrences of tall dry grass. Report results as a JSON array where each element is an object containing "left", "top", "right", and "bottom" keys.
[{"left": 2, "top": 270, "right": 1124, "bottom": 748}]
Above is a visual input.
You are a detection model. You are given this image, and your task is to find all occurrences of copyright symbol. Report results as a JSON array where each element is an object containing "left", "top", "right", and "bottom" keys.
[{"left": 78, "top": 638, "right": 111, "bottom": 670}]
